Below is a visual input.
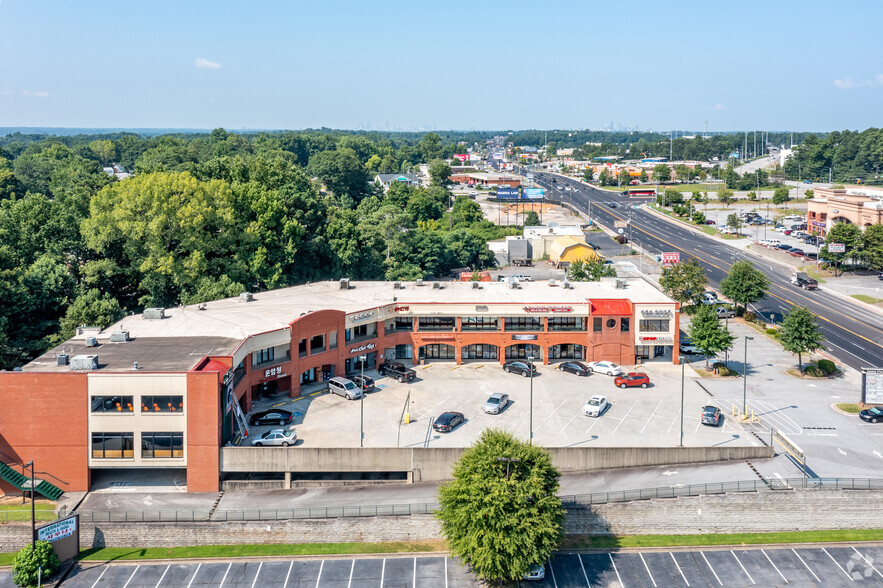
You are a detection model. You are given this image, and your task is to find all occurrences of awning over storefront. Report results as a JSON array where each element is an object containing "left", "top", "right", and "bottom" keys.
[{"left": 590, "top": 299, "right": 633, "bottom": 316}]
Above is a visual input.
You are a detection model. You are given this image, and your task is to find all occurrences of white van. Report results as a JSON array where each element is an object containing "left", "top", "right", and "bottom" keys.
[{"left": 760, "top": 239, "right": 781, "bottom": 247}]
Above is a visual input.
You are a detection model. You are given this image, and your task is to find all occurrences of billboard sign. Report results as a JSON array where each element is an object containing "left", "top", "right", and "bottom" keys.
[
  {"left": 863, "top": 369, "right": 883, "bottom": 404},
  {"left": 453, "top": 154, "right": 469, "bottom": 162},
  {"left": 496, "top": 187, "right": 520, "bottom": 200},
  {"left": 523, "top": 188, "right": 544, "bottom": 200},
  {"left": 829, "top": 243, "right": 846, "bottom": 253},
  {"left": 493, "top": 152, "right": 503, "bottom": 160},
  {"left": 661, "top": 252, "right": 680, "bottom": 266}
]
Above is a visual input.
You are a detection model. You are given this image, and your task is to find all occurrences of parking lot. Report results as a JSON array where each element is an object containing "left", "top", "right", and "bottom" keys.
[
  {"left": 43, "top": 545, "right": 883, "bottom": 587},
  {"left": 243, "top": 359, "right": 757, "bottom": 449}
]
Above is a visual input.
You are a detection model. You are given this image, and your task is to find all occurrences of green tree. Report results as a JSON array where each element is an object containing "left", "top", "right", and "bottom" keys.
[
  {"left": 89, "top": 139, "right": 118, "bottom": 166},
  {"left": 598, "top": 169, "right": 610, "bottom": 185},
  {"left": 418, "top": 132, "right": 443, "bottom": 162},
  {"left": 307, "top": 148, "right": 371, "bottom": 201},
  {"left": 726, "top": 213, "right": 741, "bottom": 229},
  {"left": 659, "top": 258, "right": 707, "bottom": 306},
  {"left": 823, "top": 222, "right": 862, "bottom": 263},
  {"left": 58, "top": 289, "right": 123, "bottom": 341},
  {"left": 719, "top": 261, "right": 770, "bottom": 313},
  {"left": 653, "top": 164, "right": 671, "bottom": 183},
  {"left": 717, "top": 189, "right": 736, "bottom": 207},
  {"left": 429, "top": 160, "right": 452, "bottom": 188},
  {"left": 12, "top": 540, "right": 60, "bottom": 587},
  {"left": 437, "top": 429, "right": 564, "bottom": 583},
  {"left": 688, "top": 304, "right": 736, "bottom": 368},
  {"left": 778, "top": 306, "right": 826, "bottom": 369},
  {"left": 804, "top": 189, "right": 814, "bottom": 199},
  {"left": 639, "top": 169, "right": 649, "bottom": 183},
  {"left": 746, "top": 191, "right": 757, "bottom": 201},
  {"left": 862, "top": 224, "right": 883, "bottom": 270},
  {"left": 583, "top": 168, "right": 594, "bottom": 182},
  {"left": 566, "top": 257, "right": 616, "bottom": 281},
  {"left": 523, "top": 211, "right": 541, "bottom": 226},
  {"left": 772, "top": 186, "right": 791, "bottom": 205}
]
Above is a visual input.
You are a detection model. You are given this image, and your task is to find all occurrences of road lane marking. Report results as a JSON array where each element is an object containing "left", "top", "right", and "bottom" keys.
[
  {"left": 413, "top": 557, "right": 417, "bottom": 587},
  {"left": 445, "top": 555, "right": 448, "bottom": 588},
  {"left": 578, "top": 554, "right": 593, "bottom": 588},
  {"left": 549, "top": 560, "right": 558, "bottom": 588},
  {"left": 822, "top": 547, "right": 854, "bottom": 581},
  {"left": 700, "top": 552, "right": 723, "bottom": 585},
  {"left": 154, "top": 565, "right": 170, "bottom": 588},
  {"left": 761, "top": 549, "right": 788, "bottom": 583},
  {"left": 640, "top": 400, "right": 664, "bottom": 434},
  {"left": 186, "top": 563, "right": 202, "bottom": 588},
  {"left": 122, "top": 565, "right": 140, "bottom": 588},
  {"left": 89, "top": 566, "right": 108, "bottom": 588},
  {"left": 251, "top": 562, "right": 263, "bottom": 588},
  {"left": 852, "top": 547, "right": 883, "bottom": 579},
  {"left": 609, "top": 554, "right": 623, "bottom": 587},
  {"left": 611, "top": 401, "right": 639, "bottom": 435},
  {"left": 315, "top": 560, "right": 324, "bottom": 588},
  {"left": 731, "top": 551, "right": 755, "bottom": 585},
  {"left": 380, "top": 559, "right": 385, "bottom": 585},
  {"left": 639, "top": 553, "right": 657, "bottom": 587},
  {"left": 283, "top": 562, "right": 292, "bottom": 588},
  {"left": 670, "top": 553, "right": 689, "bottom": 586}
]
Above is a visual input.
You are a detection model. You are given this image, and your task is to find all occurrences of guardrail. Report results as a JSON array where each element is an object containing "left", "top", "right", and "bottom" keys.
[{"left": 21, "top": 477, "right": 879, "bottom": 524}]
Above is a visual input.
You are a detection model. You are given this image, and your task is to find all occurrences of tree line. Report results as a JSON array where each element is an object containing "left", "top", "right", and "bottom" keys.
[{"left": 784, "top": 128, "right": 883, "bottom": 184}]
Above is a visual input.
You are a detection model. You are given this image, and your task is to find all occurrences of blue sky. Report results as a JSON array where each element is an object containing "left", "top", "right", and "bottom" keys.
[{"left": 1, "top": 0, "right": 881, "bottom": 132}]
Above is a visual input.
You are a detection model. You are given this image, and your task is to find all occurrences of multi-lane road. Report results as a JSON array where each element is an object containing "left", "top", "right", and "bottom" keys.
[{"left": 523, "top": 168, "right": 883, "bottom": 373}]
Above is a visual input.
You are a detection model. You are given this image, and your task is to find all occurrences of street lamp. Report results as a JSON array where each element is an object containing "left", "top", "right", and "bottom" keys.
[
  {"left": 743, "top": 337, "right": 754, "bottom": 417},
  {"left": 495, "top": 457, "right": 521, "bottom": 481},
  {"left": 23, "top": 461, "right": 35, "bottom": 549},
  {"left": 527, "top": 355, "right": 535, "bottom": 445},
  {"left": 679, "top": 357, "right": 686, "bottom": 447},
  {"left": 359, "top": 355, "right": 367, "bottom": 448}
]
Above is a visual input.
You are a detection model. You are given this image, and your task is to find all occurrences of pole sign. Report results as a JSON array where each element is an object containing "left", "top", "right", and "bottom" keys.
[
  {"left": 36, "top": 514, "right": 80, "bottom": 562},
  {"left": 862, "top": 369, "right": 883, "bottom": 404},
  {"left": 523, "top": 188, "right": 544, "bottom": 199},
  {"left": 661, "top": 252, "right": 680, "bottom": 266},
  {"left": 453, "top": 154, "right": 469, "bottom": 162},
  {"left": 495, "top": 187, "right": 521, "bottom": 200},
  {"left": 829, "top": 243, "right": 845, "bottom": 253}
]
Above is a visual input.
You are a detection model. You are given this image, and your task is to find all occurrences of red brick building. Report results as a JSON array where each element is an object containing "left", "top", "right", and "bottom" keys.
[{"left": 0, "top": 278, "right": 678, "bottom": 494}]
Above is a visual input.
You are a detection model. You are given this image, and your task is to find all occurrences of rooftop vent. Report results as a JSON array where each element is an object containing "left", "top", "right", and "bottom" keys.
[
  {"left": 143, "top": 308, "right": 165, "bottom": 320},
  {"left": 85, "top": 336, "right": 98, "bottom": 347},
  {"left": 472, "top": 281, "right": 481, "bottom": 289},
  {"left": 197, "top": 303, "right": 207, "bottom": 311},
  {"left": 549, "top": 279, "right": 557, "bottom": 287},
  {"left": 56, "top": 354, "right": 69, "bottom": 366},
  {"left": 70, "top": 354, "right": 98, "bottom": 370},
  {"left": 109, "top": 331, "right": 129, "bottom": 343},
  {"left": 416, "top": 279, "right": 424, "bottom": 287},
  {"left": 392, "top": 281, "right": 401, "bottom": 290},
  {"left": 432, "top": 281, "right": 440, "bottom": 289},
  {"left": 75, "top": 326, "right": 101, "bottom": 337},
  {"left": 339, "top": 278, "right": 351, "bottom": 290},
  {"left": 240, "top": 292, "right": 254, "bottom": 302},
  {"left": 615, "top": 278, "right": 627, "bottom": 289}
]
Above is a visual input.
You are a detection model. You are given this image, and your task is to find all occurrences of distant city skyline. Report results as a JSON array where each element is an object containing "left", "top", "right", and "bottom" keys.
[{"left": 1, "top": 0, "right": 881, "bottom": 131}]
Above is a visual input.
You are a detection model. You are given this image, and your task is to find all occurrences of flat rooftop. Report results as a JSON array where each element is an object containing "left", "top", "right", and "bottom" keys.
[{"left": 23, "top": 278, "right": 673, "bottom": 373}]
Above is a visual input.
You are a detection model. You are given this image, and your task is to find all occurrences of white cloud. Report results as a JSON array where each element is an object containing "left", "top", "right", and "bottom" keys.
[
  {"left": 0, "top": 90, "right": 13, "bottom": 96},
  {"left": 21, "top": 90, "right": 50, "bottom": 97},
  {"left": 833, "top": 74, "right": 883, "bottom": 89},
  {"left": 195, "top": 57, "right": 221, "bottom": 69},
  {"left": 713, "top": 103, "right": 726, "bottom": 111}
]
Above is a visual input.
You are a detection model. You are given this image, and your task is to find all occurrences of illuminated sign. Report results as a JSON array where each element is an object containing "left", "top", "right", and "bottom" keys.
[
  {"left": 522, "top": 306, "right": 572, "bottom": 313},
  {"left": 641, "top": 309, "right": 672, "bottom": 317},
  {"left": 349, "top": 311, "right": 375, "bottom": 323},
  {"left": 392, "top": 306, "right": 410, "bottom": 312},
  {"left": 640, "top": 336, "right": 673, "bottom": 343},
  {"left": 512, "top": 334, "right": 538, "bottom": 341},
  {"left": 264, "top": 366, "right": 284, "bottom": 379},
  {"left": 349, "top": 343, "right": 376, "bottom": 354}
]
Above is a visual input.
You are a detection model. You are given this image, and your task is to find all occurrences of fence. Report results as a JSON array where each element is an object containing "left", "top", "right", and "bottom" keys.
[{"left": 11, "top": 478, "right": 881, "bottom": 525}]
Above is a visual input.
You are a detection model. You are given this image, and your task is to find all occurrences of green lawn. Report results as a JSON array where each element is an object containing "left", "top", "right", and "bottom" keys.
[
  {"left": 0, "top": 502, "right": 55, "bottom": 511},
  {"left": 851, "top": 294, "right": 883, "bottom": 304},
  {"left": 835, "top": 403, "right": 863, "bottom": 413},
  {"left": 0, "top": 502, "right": 56, "bottom": 523}
]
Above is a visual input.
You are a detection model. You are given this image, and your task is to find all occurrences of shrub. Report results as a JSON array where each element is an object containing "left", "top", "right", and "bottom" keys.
[
  {"left": 802, "top": 365, "right": 824, "bottom": 377},
  {"left": 712, "top": 362, "right": 736, "bottom": 376},
  {"left": 817, "top": 359, "right": 836, "bottom": 375},
  {"left": 765, "top": 328, "right": 778, "bottom": 337},
  {"left": 616, "top": 235, "right": 627, "bottom": 244},
  {"left": 12, "top": 541, "right": 60, "bottom": 587},
  {"left": 743, "top": 311, "right": 756, "bottom": 323}
]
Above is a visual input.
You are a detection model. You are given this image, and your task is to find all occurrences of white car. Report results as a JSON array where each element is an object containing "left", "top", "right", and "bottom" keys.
[
  {"left": 585, "top": 361, "right": 622, "bottom": 376},
  {"left": 523, "top": 563, "right": 546, "bottom": 581},
  {"left": 582, "top": 395, "right": 609, "bottom": 417},
  {"left": 511, "top": 274, "right": 532, "bottom": 282},
  {"left": 251, "top": 429, "right": 296, "bottom": 447}
]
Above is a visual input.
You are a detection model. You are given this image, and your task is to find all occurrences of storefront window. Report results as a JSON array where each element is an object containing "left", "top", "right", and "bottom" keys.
[
  {"left": 310, "top": 334, "right": 325, "bottom": 354},
  {"left": 621, "top": 318, "right": 630, "bottom": 332},
  {"left": 462, "top": 344, "right": 499, "bottom": 359},
  {"left": 91, "top": 396, "right": 134, "bottom": 413},
  {"left": 91, "top": 432, "right": 134, "bottom": 459},
  {"left": 639, "top": 319, "right": 670, "bottom": 332},
  {"left": 461, "top": 316, "right": 499, "bottom": 331},
  {"left": 419, "top": 344, "right": 457, "bottom": 359},
  {"left": 141, "top": 432, "right": 184, "bottom": 458},
  {"left": 505, "top": 344, "right": 542, "bottom": 360},
  {"left": 593, "top": 318, "right": 603, "bottom": 332},
  {"left": 504, "top": 317, "right": 542, "bottom": 331},
  {"left": 300, "top": 368, "right": 317, "bottom": 385},
  {"left": 548, "top": 317, "right": 586, "bottom": 331},
  {"left": 418, "top": 317, "right": 456, "bottom": 331},
  {"left": 549, "top": 344, "right": 584, "bottom": 359},
  {"left": 141, "top": 396, "right": 184, "bottom": 413}
]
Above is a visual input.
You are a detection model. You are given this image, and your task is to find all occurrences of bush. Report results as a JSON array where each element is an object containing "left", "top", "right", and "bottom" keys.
[
  {"left": 743, "top": 311, "right": 756, "bottom": 323},
  {"left": 765, "top": 328, "right": 779, "bottom": 337},
  {"left": 616, "top": 235, "right": 627, "bottom": 244},
  {"left": 817, "top": 359, "right": 836, "bottom": 375},
  {"left": 712, "top": 362, "right": 736, "bottom": 376},
  {"left": 802, "top": 365, "right": 825, "bottom": 377},
  {"left": 12, "top": 541, "right": 60, "bottom": 587}
]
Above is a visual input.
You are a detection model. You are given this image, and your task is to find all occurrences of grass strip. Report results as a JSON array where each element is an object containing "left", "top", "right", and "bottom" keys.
[
  {"left": 835, "top": 403, "right": 863, "bottom": 413},
  {"left": 0, "top": 502, "right": 56, "bottom": 511},
  {"left": 851, "top": 294, "right": 883, "bottom": 304},
  {"left": 565, "top": 529, "right": 883, "bottom": 549}
]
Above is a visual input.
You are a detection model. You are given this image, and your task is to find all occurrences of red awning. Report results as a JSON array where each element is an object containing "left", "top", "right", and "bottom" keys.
[{"left": 590, "top": 299, "right": 633, "bottom": 316}]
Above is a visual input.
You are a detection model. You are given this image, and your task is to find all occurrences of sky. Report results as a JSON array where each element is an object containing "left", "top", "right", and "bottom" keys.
[{"left": 1, "top": 0, "right": 882, "bottom": 132}]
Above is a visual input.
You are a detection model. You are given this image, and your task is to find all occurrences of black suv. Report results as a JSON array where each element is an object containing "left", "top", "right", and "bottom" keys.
[{"left": 378, "top": 361, "right": 416, "bottom": 383}]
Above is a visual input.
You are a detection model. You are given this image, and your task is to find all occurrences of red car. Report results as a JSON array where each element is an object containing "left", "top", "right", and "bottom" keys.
[{"left": 614, "top": 373, "right": 650, "bottom": 389}]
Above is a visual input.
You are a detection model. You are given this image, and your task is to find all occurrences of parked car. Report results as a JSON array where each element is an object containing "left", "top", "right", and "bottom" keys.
[
  {"left": 512, "top": 274, "right": 532, "bottom": 282},
  {"left": 701, "top": 405, "right": 722, "bottom": 426},
  {"left": 251, "top": 429, "right": 296, "bottom": 447},
  {"left": 523, "top": 564, "right": 546, "bottom": 581},
  {"left": 328, "top": 376, "right": 362, "bottom": 400},
  {"left": 776, "top": 244, "right": 794, "bottom": 251},
  {"left": 704, "top": 220, "right": 716, "bottom": 225},
  {"left": 503, "top": 360, "right": 537, "bottom": 377},
  {"left": 679, "top": 341, "right": 703, "bottom": 355},
  {"left": 350, "top": 374, "right": 375, "bottom": 393},
  {"left": 558, "top": 361, "right": 591, "bottom": 376},
  {"left": 249, "top": 409, "right": 294, "bottom": 426},
  {"left": 614, "top": 373, "right": 650, "bottom": 388},
  {"left": 378, "top": 361, "right": 417, "bottom": 383},
  {"left": 788, "top": 248, "right": 806, "bottom": 257},
  {"left": 859, "top": 407, "right": 883, "bottom": 423},
  {"left": 585, "top": 361, "right": 623, "bottom": 376},
  {"left": 582, "top": 395, "right": 610, "bottom": 417},
  {"left": 715, "top": 306, "right": 737, "bottom": 318},
  {"left": 433, "top": 411, "right": 465, "bottom": 432},
  {"left": 483, "top": 393, "right": 510, "bottom": 414}
]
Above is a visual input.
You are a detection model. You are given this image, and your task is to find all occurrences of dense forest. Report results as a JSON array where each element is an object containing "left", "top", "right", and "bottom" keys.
[
  {"left": 783, "top": 128, "right": 883, "bottom": 183},
  {"left": 0, "top": 129, "right": 517, "bottom": 370}
]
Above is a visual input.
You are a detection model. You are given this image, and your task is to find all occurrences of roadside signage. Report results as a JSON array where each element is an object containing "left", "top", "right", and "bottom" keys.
[
  {"left": 38, "top": 515, "right": 77, "bottom": 542},
  {"left": 453, "top": 154, "right": 469, "bottom": 162},
  {"left": 523, "top": 187, "right": 544, "bottom": 199},
  {"left": 496, "top": 187, "right": 520, "bottom": 199},
  {"left": 862, "top": 369, "right": 883, "bottom": 404},
  {"left": 829, "top": 243, "right": 845, "bottom": 253},
  {"left": 661, "top": 252, "right": 680, "bottom": 266},
  {"left": 614, "top": 220, "right": 628, "bottom": 229}
]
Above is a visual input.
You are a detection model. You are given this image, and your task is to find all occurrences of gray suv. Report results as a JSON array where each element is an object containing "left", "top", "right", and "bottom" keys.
[{"left": 328, "top": 377, "right": 362, "bottom": 400}]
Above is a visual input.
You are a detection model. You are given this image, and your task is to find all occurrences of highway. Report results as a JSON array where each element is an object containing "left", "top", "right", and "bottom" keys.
[{"left": 522, "top": 167, "right": 883, "bottom": 373}]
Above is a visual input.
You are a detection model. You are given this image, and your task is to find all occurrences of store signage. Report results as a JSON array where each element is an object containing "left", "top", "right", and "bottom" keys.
[
  {"left": 512, "top": 334, "right": 538, "bottom": 341},
  {"left": 37, "top": 515, "right": 77, "bottom": 542},
  {"left": 392, "top": 306, "right": 410, "bottom": 312},
  {"left": 829, "top": 243, "right": 845, "bottom": 253},
  {"left": 640, "top": 336, "right": 673, "bottom": 343},
  {"left": 349, "top": 311, "right": 375, "bottom": 323},
  {"left": 475, "top": 305, "right": 488, "bottom": 312},
  {"left": 523, "top": 306, "right": 572, "bottom": 313},
  {"left": 420, "top": 335, "right": 456, "bottom": 342},
  {"left": 263, "top": 366, "right": 284, "bottom": 379},
  {"left": 349, "top": 343, "right": 376, "bottom": 354},
  {"left": 661, "top": 252, "right": 680, "bottom": 266},
  {"left": 641, "top": 309, "right": 672, "bottom": 317},
  {"left": 862, "top": 369, "right": 883, "bottom": 404},
  {"left": 453, "top": 154, "right": 469, "bottom": 162}
]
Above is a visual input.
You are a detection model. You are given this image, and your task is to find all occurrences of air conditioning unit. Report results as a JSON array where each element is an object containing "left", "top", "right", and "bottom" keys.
[
  {"left": 416, "top": 279, "right": 424, "bottom": 286},
  {"left": 549, "top": 279, "right": 557, "bottom": 287},
  {"left": 472, "top": 281, "right": 481, "bottom": 289},
  {"left": 616, "top": 279, "right": 627, "bottom": 289},
  {"left": 339, "top": 278, "right": 351, "bottom": 290},
  {"left": 56, "top": 354, "right": 69, "bottom": 366},
  {"left": 70, "top": 354, "right": 98, "bottom": 370},
  {"left": 85, "top": 336, "right": 98, "bottom": 347},
  {"left": 432, "top": 281, "right": 440, "bottom": 289},
  {"left": 143, "top": 308, "right": 165, "bottom": 320},
  {"left": 110, "top": 331, "right": 129, "bottom": 343},
  {"left": 240, "top": 292, "right": 254, "bottom": 302},
  {"left": 392, "top": 281, "right": 401, "bottom": 290}
]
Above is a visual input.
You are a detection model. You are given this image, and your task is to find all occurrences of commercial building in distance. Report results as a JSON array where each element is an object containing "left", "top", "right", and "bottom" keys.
[
  {"left": 0, "top": 278, "right": 678, "bottom": 494},
  {"left": 806, "top": 186, "right": 883, "bottom": 237}
]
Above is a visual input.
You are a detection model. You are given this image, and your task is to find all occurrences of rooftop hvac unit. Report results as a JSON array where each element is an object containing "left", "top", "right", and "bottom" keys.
[
  {"left": 339, "top": 278, "right": 351, "bottom": 290},
  {"left": 143, "top": 307, "right": 165, "bottom": 320},
  {"left": 57, "top": 354, "right": 69, "bottom": 366},
  {"left": 615, "top": 279, "right": 627, "bottom": 289},
  {"left": 562, "top": 281, "right": 571, "bottom": 289},
  {"left": 70, "top": 354, "right": 98, "bottom": 370},
  {"left": 416, "top": 279, "right": 424, "bottom": 286},
  {"left": 549, "top": 279, "right": 557, "bottom": 287},
  {"left": 85, "top": 336, "right": 98, "bottom": 347},
  {"left": 240, "top": 292, "right": 254, "bottom": 302},
  {"left": 432, "top": 281, "right": 440, "bottom": 289},
  {"left": 510, "top": 280, "right": 519, "bottom": 289},
  {"left": 472, "top": 281, "right": 480, "bottom": 289},
  {"left": 110, "top": 331, "right": 129, "bottom": 343},
  {"left": 392, "top": 281, "right": 401, "bottom": 290}
]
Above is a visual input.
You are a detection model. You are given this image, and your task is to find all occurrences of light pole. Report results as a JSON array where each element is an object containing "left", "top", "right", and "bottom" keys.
[
  {"left": 495, "top": 457, "right": 521, "bottom": 481},
  {"left": 742, "top": 336, "right": 754, "bottom": 417},
  {"left": 24, "top": 461, "right": 35, "bottom": 549},
  {"left": 679, "top": 358, "right": 686, "bottom": 447},
  {"left": 359, "top": 355, "right": 366, "bottom": 448},
  {"left": 528, "top": 355, "right": 535, "bottom": 445}
]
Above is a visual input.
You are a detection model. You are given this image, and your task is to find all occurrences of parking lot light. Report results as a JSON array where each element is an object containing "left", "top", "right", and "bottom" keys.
[
  {"left": 528, "top": 355, "right": 535, "bottom": 445},
  {"left": 743, "top": 337, "right": 754, "bottom": 418},
  {"left": 359, "top": 355, "right": 366, "bottom": 448},
  {"left": 679, "top": 357, "right": 685, "bottom": 447}
]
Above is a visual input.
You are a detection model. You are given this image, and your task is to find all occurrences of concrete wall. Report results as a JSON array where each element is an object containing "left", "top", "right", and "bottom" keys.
[
  {"left": 220, "top": 446, "right": 773, "bottom": 483},
  {"left": 1, "top": 489, "right": 879, "bottom": 552}
]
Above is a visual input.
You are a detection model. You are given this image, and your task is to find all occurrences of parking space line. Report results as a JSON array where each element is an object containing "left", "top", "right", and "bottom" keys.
[
  {"left": 559, "top": 412, "right": 580, "bottom": 433},
  {"left": 186, "top": 563, "right": 201, "bottom": 588},
  {"left": 761, "top": 549, "right": 788, "bottom": 583},
  {"left": 852, "top": 547, "right": 883, "bottom": 579},
  {"left": 154, "top": 565, "right": 170, "bottom": 588},
  {"left": 791, "top": 549, "right": 821, "bottom": 582},
  {"left": 315, "top": 560, "right": 324, "bottom": 588},
  {"left": 639, "top": 553, "right": 657, "bottom": 587},
  {"left": 445, "top": 555, "right": 448, "bottom": 588},
  {"left": 413, "top": 557, "right": 417, "bottom": 587},
  {"left": 381, "top": 559, "right": 385, "bottom": 585},
  {"left": 670, "top": 553, "right": 689, "bottom": 586},
  {"left": 639, "top": 400, "right": 664, "bottom": 434},
  {"left": 822, "top": 548, "right": 854, "bottom": 582},
  {"left": 250, "top": 562, "right": 263, "bottom": 588},
  {"left": 283, "top": 562, "right": 292, "bottom": 588},
  {"left": 611, "top": 401, "right": 639, "bottom": 435},
  {"left": 548, "top": 560, "right": 558, "bottom": 588},
  {"left": 346, "top": 559, "right": 354, "bottom": 588},
  {"left": 219, "top": 562, "right": 232, "bottom": 587},
  {"left": 608, "top": 554, "right": 623, "bottom": 587},
  {"left": 89, "top": 567, "right": 107, "bottom": 588},
  {"left": 122, "top": 564, "right": 139, "bottom": 588},
  {"left": 536, "top": 399, "right": 570, "bottom": 430},
  {"left": 577, "top": 554, "right": 592, "bottom": 588},
  {"left": 731, "top": 550, "right": 755, "bottom": 584},
  {"left": 699, "top": 552, "right": 723, "bottom": 586}
]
